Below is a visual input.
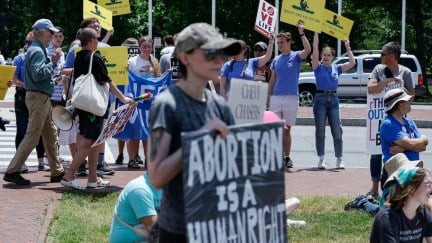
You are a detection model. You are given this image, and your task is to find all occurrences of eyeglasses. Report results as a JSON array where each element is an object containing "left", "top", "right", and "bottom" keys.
[
  {"left": 254, "top": 47, "right": 265, "bottom": 52},
  {"left": 202, "top": 49, "right": 227, "bottom": 62}
]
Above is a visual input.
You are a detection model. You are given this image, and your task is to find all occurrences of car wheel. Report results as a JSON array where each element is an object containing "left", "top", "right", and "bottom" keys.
[{"left": 299, "top": 87, "right": 315, "bottom": 106}]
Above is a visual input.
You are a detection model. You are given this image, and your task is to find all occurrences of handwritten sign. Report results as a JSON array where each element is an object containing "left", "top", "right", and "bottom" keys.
[
  {"left": 254, "top": 0, "right": 278, "bottom": 37},
  {"left": 97, "top": 0, "right": 131, "bottom": 16},
  {"left": 321, "top": 9, "right": 354, "bottom": 40},
  {"left": 280, "top": 0, "right": 325, "bottom": 32},
  {"left": 83, "top": 0, "right": 113, "bottom": 30},
  {"left": 228, "top": 78, "right": 268, "bottom": 125},
  {"left": 0, "top": 65, "right": 16, "bottom": 100},
  {"left": 366, "top": 81, "right": 405, "bottom": 154},
  {"left": 182, "top": 122, "right": 287, "bottom": 243}
]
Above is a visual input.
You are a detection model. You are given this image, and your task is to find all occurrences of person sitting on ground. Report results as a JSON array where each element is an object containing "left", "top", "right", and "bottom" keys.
[
  {"left": 370, "top": 167, "right": 432, "bottom": 242},
  {"left": 109, "top": 172, "right": 162, "bottom": 243}
]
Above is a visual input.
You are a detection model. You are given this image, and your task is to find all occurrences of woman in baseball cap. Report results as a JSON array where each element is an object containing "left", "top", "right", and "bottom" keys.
[{"left": 147, "top": 23, "right": 241, "bottom": 242}]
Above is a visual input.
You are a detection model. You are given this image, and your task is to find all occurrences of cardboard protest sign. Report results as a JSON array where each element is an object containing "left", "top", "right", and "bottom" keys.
[
  {"left": 0, "top": 65, "right": 16, "bottom": 100},
  {"left": 97, "top": 0, "right": 131, "bottom": 16},
  {"left": 254, "top": 0, "right": 278, "bottom": 37},
  {"left": 83, "top": 0, "right": 113, "bottom": 30},
  {"left": 321, "top": 9, "right": 354, "bottom": 40},
  {"left": 182, "top": 122, "right": 287, "bottom": 243},
  {"left": 95, "top": 46, "right": 128, "bottom": 85},
  {"left": 366, "top": 81, "right": 405, "bottom": 154},
  {"left": 280, "top": 0, "right": 325, "bottom": 32},
  {"left": 228, "top": 78, "right": 268, "bottom": 125}
]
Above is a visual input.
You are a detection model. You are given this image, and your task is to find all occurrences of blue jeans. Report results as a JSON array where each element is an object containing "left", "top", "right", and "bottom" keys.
[
  {"left": 370, "top": 154, "right": 382, "bottom": 183},
  {"left": 313, "top": 93, "right": 343, "bottom": 158}
]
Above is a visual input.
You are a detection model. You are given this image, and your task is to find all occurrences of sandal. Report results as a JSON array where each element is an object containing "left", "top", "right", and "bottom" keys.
[
  {"left": 87, "top": 178, "right": 110, "bottom": 188},
  {"left": 128, "top": 160, "right": 141, "bottom": 169},
  {"left": 61, "top": 179, "right": 86, "bottom": 190}
]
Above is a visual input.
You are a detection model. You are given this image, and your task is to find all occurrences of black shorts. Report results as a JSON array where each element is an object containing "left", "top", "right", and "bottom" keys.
[{"left": 77, "top": 109, "right": 106, "bottom": 140}]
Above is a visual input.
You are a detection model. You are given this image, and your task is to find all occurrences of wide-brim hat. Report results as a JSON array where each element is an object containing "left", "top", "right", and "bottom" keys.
[
  {"left": 384, "top": 88, "right": 412, "bottom": 112},
  {"left": 174, "top": 23, "right": 241, "bottom": 58},
  {"left": 383, "top": 153, "right": 423, "bottom": 188}
]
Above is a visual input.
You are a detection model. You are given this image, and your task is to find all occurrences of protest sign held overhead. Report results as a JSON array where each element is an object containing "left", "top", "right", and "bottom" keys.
[
  {"left": 254, "top": 0, "right": 278, "bottom": 38},
  {"left": 280, "top": 0, "right": 325, "bottom": 32},
  {"left": 83, "top": 0, "right": 113, "bottom": 30},
  {"left": 321, "top": 9, "right": 354, "bottom": 40},
  {"left": 228, "top": 78, "right": 268, "bottom": 125},
  {"left": 182, "top": 122, "right": 287, "bottom": 243},
  {"left": 0, "top": 65, "right": 16, "bottom": 100},
  {"left": 97, "top": 0, "right": 131, "bottom": 16}
]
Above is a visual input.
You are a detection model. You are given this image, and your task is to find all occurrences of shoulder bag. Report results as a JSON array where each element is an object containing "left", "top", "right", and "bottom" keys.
[{"left": 71, "top": 51, "right": 109, "bottom": 116}]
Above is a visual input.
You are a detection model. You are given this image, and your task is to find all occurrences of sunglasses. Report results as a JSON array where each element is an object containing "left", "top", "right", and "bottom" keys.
[
  {"left": 202, "top": 49, "right": 227, "bottom": 62},
  {"left": 254, "top": 47, "right": 265, "bottom": 52}
]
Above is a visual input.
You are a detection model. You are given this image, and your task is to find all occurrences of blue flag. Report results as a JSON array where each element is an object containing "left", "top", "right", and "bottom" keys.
[{"left": 113, "top": 71, "right": 172, "bottom": 140}]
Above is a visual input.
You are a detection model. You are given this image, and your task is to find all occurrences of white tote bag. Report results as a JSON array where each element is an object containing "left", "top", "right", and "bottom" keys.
[{"left": 71, "top": 52, "right": 109, "bottom": 117}]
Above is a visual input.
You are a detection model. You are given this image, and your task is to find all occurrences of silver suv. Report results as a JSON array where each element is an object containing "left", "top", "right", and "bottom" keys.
[{"left": 298, "top": 52, "right": 427, "bottom": 106}]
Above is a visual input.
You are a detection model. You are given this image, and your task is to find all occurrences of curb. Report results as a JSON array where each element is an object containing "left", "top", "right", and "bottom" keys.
[{"left": 296, "top": 117, "right": 432, "bottom": 128}]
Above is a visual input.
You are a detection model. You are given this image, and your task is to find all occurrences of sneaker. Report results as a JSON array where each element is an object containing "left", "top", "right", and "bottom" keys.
[
  {"left": 0, "top": 117, "right": 10, "bottom": 131},
  {"left": 134, "top": 154, "right": 144, "bottom": 164},
  {"left": 38, "top": 163, "right": 48, "bottom": 171},
  {"left": 76, "top": 161, "right": 87, "bottom": 177},
  {"left": 318, "top": 159, "right": 327, "bottom": 169},
  {"left": 4, "top": 172, "right": 31, "bottom": 186},
  {"left": 115, "top": 154, "right": 124, "bottom": 165},
  {"left": 20, "top": 164, "right": 29, "bottom": 173},
  {"left": 128, "top": 159, "right": 141, "bottom": 169},
  {"left": 43, "top": 157, "right": 50, "bottom": 171},
  {"left": 336, "top": 159, "right": 345, "bottom": 169},
  {"left": 50, "top": 171, "right": 66, "bottom": 183},
  {"left": 284, "top": 157, "right": 293, "bottom": 168},
  {"left": 287, "top": 219, "right": 306, "bottom": 228},
  {"left": 97, "top": 161, "right": 115, "bottom": 176}
]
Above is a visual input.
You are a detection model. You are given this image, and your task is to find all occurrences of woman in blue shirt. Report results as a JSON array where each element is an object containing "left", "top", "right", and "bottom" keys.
[
  {"left": 311, "top": 32, "right": 355, "bottom": 170},
  {"left": 219, "top": 35, "right": 274, "bottom": 99}
]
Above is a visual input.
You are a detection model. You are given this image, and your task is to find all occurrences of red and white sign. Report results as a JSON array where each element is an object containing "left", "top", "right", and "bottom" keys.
[{"left": 254, "top": 0, "right": 278, "bottom": 37}]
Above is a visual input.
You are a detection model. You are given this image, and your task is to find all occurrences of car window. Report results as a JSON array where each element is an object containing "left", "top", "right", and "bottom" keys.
[
  {"left": 399, "top": 58, "right": 418, "bottom": 72},
  {"left": 363, "top": 58, "right": 380, "bottom": 73},
  {"left": 334, "top": 59, "right": 357, "bottom": 73}
]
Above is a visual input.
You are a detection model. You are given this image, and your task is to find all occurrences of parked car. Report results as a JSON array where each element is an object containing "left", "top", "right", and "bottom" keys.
[{"left": 298, "top": 51, "right": 427, "bottom": 106}]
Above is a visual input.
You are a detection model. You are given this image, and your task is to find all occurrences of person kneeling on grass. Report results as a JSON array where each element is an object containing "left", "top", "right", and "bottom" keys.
[
  {"left": 370, "top": 167, "right": 432, "bottom": 242},
  {"left": 109, "top": 172, "right": 162, "bottom": 243}
]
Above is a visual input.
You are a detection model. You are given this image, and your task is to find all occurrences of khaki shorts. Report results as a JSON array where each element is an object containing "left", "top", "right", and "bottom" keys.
[{"left": 269, "top": 95, "right": 299, "bottom": 126}]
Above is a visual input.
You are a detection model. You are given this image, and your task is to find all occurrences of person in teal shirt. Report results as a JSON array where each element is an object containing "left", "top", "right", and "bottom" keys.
[{"left": 110, "top": 172, "right": 162, "bottom": 242}]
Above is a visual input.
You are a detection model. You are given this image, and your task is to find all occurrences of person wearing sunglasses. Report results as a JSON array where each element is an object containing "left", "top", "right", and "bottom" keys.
[
  {"left": 266, "top": 23, "right": 311, "bottom": 169},
  {"left": 253, "top": 41, "right": 273, "bottom": 82},
  {"left": 370, "top": 166, "right": 432, "bottom": 242},
  {"left": 219, "top": 34, "right": 274, "bottom": 99},
  {"left": 311, "top": 32, "right": 355, "bottom": 170},
  {"left": 147, "top": 23, "right": 241, "bottom": 242},
  {"left": 366, "top": 42, "right": 416, "bottom": 199}
]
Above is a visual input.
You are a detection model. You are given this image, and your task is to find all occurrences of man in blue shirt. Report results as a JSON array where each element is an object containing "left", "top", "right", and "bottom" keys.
[{"left": 4, "top": 19, "right": 65, "bottom": 186}]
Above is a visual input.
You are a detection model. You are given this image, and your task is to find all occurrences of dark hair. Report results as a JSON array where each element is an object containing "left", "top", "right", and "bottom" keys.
[
  {"left": 178, "top": 49, "right": 195, "bottom": 79},
  {"left": 163, "top": 35, "right": 174, "bottom": 46},
  {"left": 55, "top": 26, "right": 64, "bottom": 34},
  {"left": 122, "top": 37, "right": 138, "bottom": 45},
  {"left": 80, "top": 18, "right": 99, "bottom": 29},
  {"left": 383, "top": 42, "right": 401, "bottom": 61},
  {"left": 78, "top": 28, "right": 96, "bottom": 46}
]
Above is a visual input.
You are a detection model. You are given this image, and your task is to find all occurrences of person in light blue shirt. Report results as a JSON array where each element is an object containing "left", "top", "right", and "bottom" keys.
[
  {"left": 311, "top": 32, "right": 355, "bottom": 170},
  {"left": 219, "top": 35, "right": 274, "bottom": 99},
  {"left": 266, "top": 23, "right": 311, "bottom": 169},
  {"left": 110, "top": 172, "right": 162, "bottom": 243}
]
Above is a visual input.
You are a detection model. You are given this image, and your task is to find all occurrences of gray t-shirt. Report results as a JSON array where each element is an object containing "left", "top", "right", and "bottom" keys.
[
  {"left": 369, "top": 64, "right": 413, "bottom": 92},
  {"left": 149, "top": 84, "right": 235, "bottom": 234}
]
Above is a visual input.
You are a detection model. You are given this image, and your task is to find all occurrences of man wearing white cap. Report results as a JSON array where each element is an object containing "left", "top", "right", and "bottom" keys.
[{"left": 3, "top": 18, "right": 65, "bottom": 186}]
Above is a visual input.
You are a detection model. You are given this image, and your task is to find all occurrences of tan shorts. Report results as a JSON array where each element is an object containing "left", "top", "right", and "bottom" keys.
[{"left": 269, "top": 95, "right": 299, "bottom": 126}]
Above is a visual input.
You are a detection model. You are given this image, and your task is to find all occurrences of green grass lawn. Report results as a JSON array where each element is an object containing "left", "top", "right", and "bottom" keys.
[{"left": 48, "top": 191, "right": 374, "bottom": 242}]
